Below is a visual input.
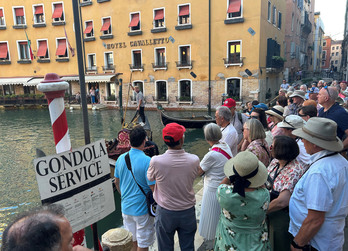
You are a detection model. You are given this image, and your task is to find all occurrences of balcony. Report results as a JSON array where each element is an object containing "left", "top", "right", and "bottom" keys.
[
  {"left": 176, "top": 60, "right": 193, "bottom": 70},
  {"left": 13, "top": 24, "right": 27, "bottom": 29},
  {"left": 0, "top": 59, "right": 11, "bottom": 65},
  {"left": 301, "top": 12, "right": 312, "bottom": 35},
  {"left": 102, "top": 65, "right": 115, "bottom": 73},
  {"left": 153, "top": 96, "right": 169, "bottom": 104},
  {"left": 152, "top": 62, "right": 168, "bottom": 71},
  {"left": 266, "top": 56, "right": 285, "bottom": 73},
  {"left": 86, "top": 66, "right": 98, "bottom": 74},
  {"left": 129, "top": 64, "right": 144, "bottom": 72},
  {"left": 223, "top": 57, "right": 244, "bottom": 67}
]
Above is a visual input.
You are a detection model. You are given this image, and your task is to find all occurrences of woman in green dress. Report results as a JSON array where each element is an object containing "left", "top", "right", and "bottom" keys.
[{"left": 215, "top": 151, "right": 271, "bottom": 251}]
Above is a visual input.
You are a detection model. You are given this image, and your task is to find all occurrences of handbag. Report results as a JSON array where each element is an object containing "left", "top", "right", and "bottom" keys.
[{"left": 125, "top": 153, "right": 157, "bottom": 217}]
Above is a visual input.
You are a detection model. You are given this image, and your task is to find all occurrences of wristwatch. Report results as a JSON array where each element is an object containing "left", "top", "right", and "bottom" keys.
[{"left": 291, "top": 239, "right": 306, "bottom": 250}]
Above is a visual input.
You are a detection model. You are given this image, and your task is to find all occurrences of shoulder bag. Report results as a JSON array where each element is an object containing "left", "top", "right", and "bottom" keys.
[{"left": 125, "top": 153, "right": 157, "bottom": 217}]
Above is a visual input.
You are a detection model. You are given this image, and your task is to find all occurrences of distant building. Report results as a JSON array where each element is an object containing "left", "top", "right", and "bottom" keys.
[
  {"left": 313, "top": 12, "right": 325, "bottom": 73},
  {"left": 322, "top": 36, "right": 332, "bottom": 70},
  {"left": 341, "top": 0, "right": 348, "bottom": 81},
  {"left": 330, "top": 40, "right": 343, "bottom": 72},
  {"left": 0, "top": 0, "right": 286, "bottom": 106}
]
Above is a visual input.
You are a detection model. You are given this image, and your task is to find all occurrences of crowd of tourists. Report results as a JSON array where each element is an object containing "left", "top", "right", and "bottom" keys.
[{"left": 2, "top": 80, "right": 348, "bottom": 251}]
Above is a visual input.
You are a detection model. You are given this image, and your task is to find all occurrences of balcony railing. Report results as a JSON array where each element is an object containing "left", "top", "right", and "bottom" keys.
[
  {"left": 86, "top": 66, "right": 98, "bottom": 73},
  {"left": 223, "top": 57, "right": 243, "bottom": 67},
  {"left": 102, "top": 65, "right": 115, "bottom": 72},
  {"left": 152, "top": 62, "right": 168, "bottom": 71},
  {"left": 175, "top": 60, "right": 193, "bottom": 69},
  {"left": 129, "top": 64, "right": 144, "bottom": 72},
  {"left": 153, "top": 96, "right": 168, "bottom": 103},
  {"left": 176, "top": 96, "right": 194, "bottom": 104}
]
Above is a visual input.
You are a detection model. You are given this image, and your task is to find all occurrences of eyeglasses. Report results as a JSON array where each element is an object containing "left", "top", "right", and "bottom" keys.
[{"left": 324, "top": 86, "right": 331, "bottom": 98}]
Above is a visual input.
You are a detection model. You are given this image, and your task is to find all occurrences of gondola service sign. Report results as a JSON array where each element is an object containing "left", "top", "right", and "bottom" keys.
[{"left": 33, "top": 139, "right": 115, "bottom": 232}]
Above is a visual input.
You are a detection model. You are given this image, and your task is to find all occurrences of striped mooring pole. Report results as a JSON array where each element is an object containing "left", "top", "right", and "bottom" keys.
[{"left": 37, "top": 72, "right": 86, "bottom": 247}]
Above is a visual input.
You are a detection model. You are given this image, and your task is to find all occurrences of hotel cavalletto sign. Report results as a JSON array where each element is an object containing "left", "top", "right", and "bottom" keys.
[{"left": 104, "top": 37, "right": 170, "bottom": 50}]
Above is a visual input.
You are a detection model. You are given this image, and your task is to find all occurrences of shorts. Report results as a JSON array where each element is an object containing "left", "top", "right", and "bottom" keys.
[{"left": 122, "top": 213, "right": 155, "bottom": 248}]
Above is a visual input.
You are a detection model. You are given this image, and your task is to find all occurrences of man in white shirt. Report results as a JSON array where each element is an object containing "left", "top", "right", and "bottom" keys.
[
  {"left": 222, "top": 98, "right": 248, "bottom": 144},
  {"left": 215, "top": 106, "right": 238, "bottom": 157},
  {"left": 290, "top": 117, "right": 348, "bottom": 251}
]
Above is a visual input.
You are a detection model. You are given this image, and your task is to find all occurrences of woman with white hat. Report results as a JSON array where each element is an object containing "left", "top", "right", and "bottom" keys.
[
  {"left": 197, "top": 123, "right": 233, "bottom": 244},
  {"left": 214, "top": 151, "right": 270, "bottom": 251},
  {"left": 265, "top": 105, "right": 284, "bottom": 137}
]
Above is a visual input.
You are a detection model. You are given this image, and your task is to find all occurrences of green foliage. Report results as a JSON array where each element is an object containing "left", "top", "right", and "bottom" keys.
[{"left": 107, "top": 95, "right": 116, "bottom": 101}]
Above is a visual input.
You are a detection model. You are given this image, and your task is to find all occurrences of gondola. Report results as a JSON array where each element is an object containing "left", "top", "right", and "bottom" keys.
[{"left": 160, "top": 110, "right": 216, "bottom": 128}]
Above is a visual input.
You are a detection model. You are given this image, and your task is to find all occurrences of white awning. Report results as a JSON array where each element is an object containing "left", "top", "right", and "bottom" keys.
[
  {"left": 24, "top": 78, "right": 44, "bottom": 86},
  {"left": 0, "top": 77, "right": 33, "bottom": 86},
  {"left": 85, "top": 75, "right": 116, "bottom": 83},
  {"left": 61, "top": 76, "right": 79, "bottom": 82}
]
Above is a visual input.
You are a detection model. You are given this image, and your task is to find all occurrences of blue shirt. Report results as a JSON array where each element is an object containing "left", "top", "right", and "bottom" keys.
[
  {"left": 318, "top": 103, "right": 348, "bottom": 140},
  {"left": 115, "top": 148, "right": 155, "bottom": 216}
]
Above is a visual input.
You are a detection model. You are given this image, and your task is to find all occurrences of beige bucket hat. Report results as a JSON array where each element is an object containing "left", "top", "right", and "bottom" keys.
[
  {"left": 290, "top": 90, "right": 306, "bottom": 100},
  {"left": 292, "top": 117, "right": 343, "bottom": 152},
  {"left": 265, "top": 105, "right": 284, "bottom": 120},
  {"left": 277, "top": 115, "right": 304, "bottom": 129},
  {"left": 224, "top": 151, "right": 268, "bottom": 191}
]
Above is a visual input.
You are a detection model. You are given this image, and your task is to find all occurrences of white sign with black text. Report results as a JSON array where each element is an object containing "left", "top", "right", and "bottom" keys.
[{"left": 33, "top": 139, "right": 115, "bottom": 232}]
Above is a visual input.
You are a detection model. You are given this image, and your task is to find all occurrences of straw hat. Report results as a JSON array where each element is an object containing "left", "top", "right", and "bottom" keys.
[
  {"left": 292, "top": 117, "right": 343, "bottom": 152},
  {"left": 277, "top": 115, "right": 304, "bottom": 129},
  {"left": 224, "top": 151, "right": 268, "bottom": 189},
  {"left": 290, "top": 90, "right": 306, "bottom": 100},
  {"left": 265, "top": 105, "right": 284, "bottom": 120}
]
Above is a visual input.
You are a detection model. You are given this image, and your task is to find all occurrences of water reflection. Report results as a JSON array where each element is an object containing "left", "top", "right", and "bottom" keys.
[{"left": 0, "top": 108, "right": 209, "bottom": 241}]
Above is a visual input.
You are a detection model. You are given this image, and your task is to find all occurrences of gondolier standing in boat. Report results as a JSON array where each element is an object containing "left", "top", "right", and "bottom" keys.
[{"left": 130, "top": 83, "right": 146, "bottom": 126}]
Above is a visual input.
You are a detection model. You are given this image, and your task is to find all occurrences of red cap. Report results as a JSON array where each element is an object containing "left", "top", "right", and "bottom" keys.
[
  {"left": 222, "top": 98, "right": 236, "bottom": 108},
  {"left": 162, "top": 123, "right": 186, "bottom": 142},
  {"left": 41, "top": 73, "right": 63, "bottom": 83}
]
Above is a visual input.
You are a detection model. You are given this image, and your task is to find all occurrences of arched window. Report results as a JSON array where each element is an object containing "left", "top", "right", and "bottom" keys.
[
  {"left": 178, "top": 79, "right": 192, "bottom": 101},
  {"left": 156, "top": 80, "right": 167, "bottom": 101}
]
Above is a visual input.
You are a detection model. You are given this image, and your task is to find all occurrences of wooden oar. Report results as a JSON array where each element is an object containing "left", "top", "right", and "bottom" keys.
[{"left": 122, "top": 72, "right": 133, "bottom": 128}]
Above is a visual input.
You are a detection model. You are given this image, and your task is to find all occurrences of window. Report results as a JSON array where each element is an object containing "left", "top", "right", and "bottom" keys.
[
  {"left": 322, "top": 50, "right": 326, "bottom": 59},
  {"left": 321, "top": 61, "right": 325, "bottom": 66},
  {"left": 332, "top": 46, "right": 335, "bottom": 50},
  {"left": 56, "top": 38, "right": 67, "bottom": 58},
  {"left": 132, "top": 81, "right": 144, "bottom": 98},
  {"left": 33, "top": 5, "right": 44, "bottom": 24},
  {"left": 13, "top": 7, "right": 25, "bottom": 25},
  {"left": 87, "top": 54, "right": 96, "bottom": 71},
  {"left": 323, "top": 41, "right": 326, "bottom": 47},
  {"left": 37, "top": 40, "right": 49, "bottom": 59},
  {"left": 336, "top": 46, "right": 339, "bottom": 50},
  {"left": 104, "top": 52, "right": 114, "bottom": 70},
  {"left": 3, "top": 85, "right": 15, "bottom": 95},
  {"left": 179, "top": 45, "right": 190, "bottom": 65},
  {"left": 101, "top": 17, "right": 111, "bottom": 35},
  {"left": 227, "top": 0, "right": 241, "bottom": 19},
  {"left": 335, "top": 60, "right": 338, "bottom": 64},
  {"left": 129, "top": 12, "right": 140, "bottom": 31},
  {"left": 153, "top": 8, "right": 164, "bottom": 28},
  {"left": 278, "top": 12, "right": 282, "bottom": 29},
  {"left": 267, "top": 1, "right": 271, "bottom": 22},
  {"left": 226, "top": 78, "right": 241, "bottom": 99},
  {"left": 131, "top": 50, "right": 143, "bottom": 71},
  {"left": 17, "top": 41, "right": 30, "bottom": 60},
  {"left": 291, "top": 13, "right": 294, "bottom": 31},
  {"left": 52, "top": 3, "right": 64, "bottom": 22},
  {"left": 272, "top": 6, "right": 276, "bottom": 25},
  {"left": 178, "top": 80, "right": 191, "bottom": 100},
  {"left": 332, "top": 52, "right": 334, "bottom": 56},
  {"left": 155, "top": 48, "right": 166, "bottom": 67},
  {"left": 178, "top": 4, "right": 190, "bottom": 25},
  {"left": 155, "top": 81, "right": 167, "bottom": 101},
  {"left": 0, "top": 42, "right": 9, "bottom": 60},
  {"left": 336, "top": 52, "right": 339, "bottom": 56},
  {"left": 84, "top": 21, "right": 94, "bottom": 37},
  {"left": 227, "top": 41, "right": 241, "bottom": 64},
  {"left": 0, "top": 8, "right": 5, "bottom": 26}
]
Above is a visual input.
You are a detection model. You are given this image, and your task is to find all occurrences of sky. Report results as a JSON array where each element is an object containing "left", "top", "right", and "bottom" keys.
[{"left": 315, "top": 0, "right": 347, "bottom": 40}]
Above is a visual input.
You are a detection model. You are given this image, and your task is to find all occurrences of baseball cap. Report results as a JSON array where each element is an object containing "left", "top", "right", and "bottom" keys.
[
  {"left": 162, "top": 123, "right": 186, "bottom": 143},
  {"left": 223, "top": 98, "right": 236, "bottom": 108},
  {"left": 253, "top": 103, "right": 268, "bottom": 110},
  {"left": 308, "top": 87, "right": 319, "bottom": 94}
]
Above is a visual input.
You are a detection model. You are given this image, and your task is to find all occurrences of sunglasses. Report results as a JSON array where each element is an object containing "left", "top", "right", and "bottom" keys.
[{"left": 324, "top": 86, "right": 331, "bottom": 98}]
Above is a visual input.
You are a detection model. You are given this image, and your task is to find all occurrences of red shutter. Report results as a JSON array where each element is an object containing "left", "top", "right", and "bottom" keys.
[
  {"left": 157, "top": 49, "right": 165, "bottom": 53},
  {"left": 84, "top": 22, "right": 93, "bottom": 34},
  {"left": 56, "top": 39, "right": 67, "bottom": 56},
  {"left": 179, "top": 5, "right": 189, "bottom": 16},
  {"left": 228, "top": 0, "right": 241, "bottom": 13},
  {"left": 15, "top": 8, "right": 24, "bottom": 17},
  {"left": 0, "top": 43, "right": 8, "bottom": 59},
  {"left": 35, "top": 6, "right": 43, "bottom": 15},
  {"left": 154, "top": 9, "right": 164, "bottom": 20},
  {"left": 37, "top": 40, "right": 48, "bottom": 57},
  {"left": 128, "top": 13, "right": 139, "bottom": 27},
  {"left": 133, "top": 50, "right": 141, "bottom": 54},
  {"left": 19, "top": 41, "right": 28, "bottom": 45},
  {"left": 52, "top": 4, "right": 63, "bottom": 19},
  {"left": 0, "top": 9, "right": 3, "bottom": 17},
  {"left": 100, "top": 18, "right": 111, "bottom": 31}
]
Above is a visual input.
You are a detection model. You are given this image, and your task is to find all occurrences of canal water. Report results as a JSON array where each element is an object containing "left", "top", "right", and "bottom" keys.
[{"left": 0, "top": 108, "right": 209, "bottom": 244}]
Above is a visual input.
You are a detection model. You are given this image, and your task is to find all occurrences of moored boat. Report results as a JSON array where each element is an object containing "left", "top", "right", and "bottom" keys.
[{"left": 160, "top": 110, "right": 216, "bottom": 128}]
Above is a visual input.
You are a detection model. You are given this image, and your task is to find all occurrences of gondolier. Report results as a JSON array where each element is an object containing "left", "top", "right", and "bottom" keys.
[{"left": 130, "top": 83, "right": 146, "bottom": 125}]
